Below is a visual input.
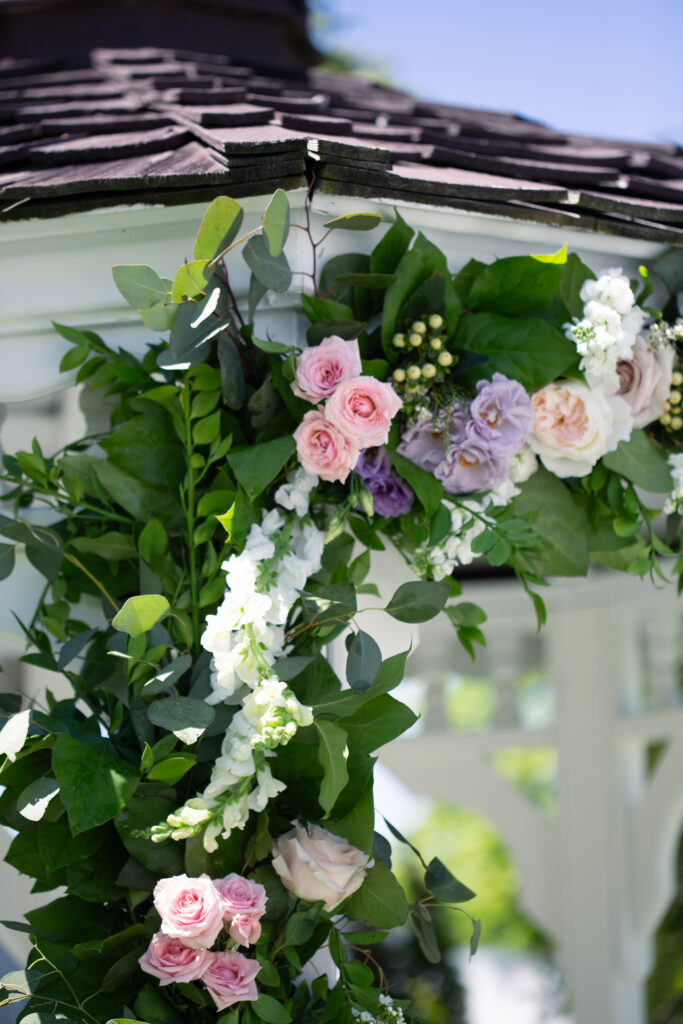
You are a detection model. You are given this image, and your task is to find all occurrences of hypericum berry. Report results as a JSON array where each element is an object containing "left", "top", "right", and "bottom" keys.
[
  {"left": 428, "top": 314, "right": 443, "bottom": 330},
  {"left": 422, "top": 363, "right": 437, "bottom": 379},
  {"left": 393, "top": 368, "right": 406, "bottom": 383},
  {"left": 393, "top": 333, "right": 406, "bottom": 348},
  {"left": 408, "top": 332, "right": 423, "bottom": 347},
  {"left": 437, "top": 351, "right": 454, "bottom": 367},
  {"left": 671, "top": 416, "right": 683, "bottom": 431},
  {"left": 672, "top": 371, "right": 683, "bottom": 387},
  {"left": 669, "top": 390, "right": 682, "bottom": 406},
  {"left": 429, "top": 336, "right": 443, "bottom": 351},
  {"left": 406, "top": 365, "right": 421, "bottom": 381},
  {"left": 411, "top": 320, "right": 427, "bottom": 334},
  {"left": 660, "top": 412, "right": 672, "bottom": 426}
]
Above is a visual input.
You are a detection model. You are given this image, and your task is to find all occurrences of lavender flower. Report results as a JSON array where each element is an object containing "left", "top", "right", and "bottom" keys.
[
  {"left": 469, "top": 373, "right": 534, "bottom": 454},
  {"left": 434, "top": 438, "right": 509, "bottom": 494},
  {"left": 355, "top": 448, "right": 414, "bottom": 518}
]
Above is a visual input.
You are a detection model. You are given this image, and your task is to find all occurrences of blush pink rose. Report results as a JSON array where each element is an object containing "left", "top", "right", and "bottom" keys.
[
  {"left": 294, "top": 410, "right": 360, "bottom": 483},
  {"left": 153, "top": 873, "right": 224, "bottom": 949},
  {"left": 139, "top": 932, "right": 211, "bottom": 986},
  {"left": 325, "top": 376, "right": 402, "bottom": 448},
  {"left": 228, "top": 913, "right": 262, "bottom": 947},
  {"left": 617, "top": 334, "right": 674, "bottom": 427},
  {"left": 201, "top": 950, "right": 261, "bottom": 1010},
  {"left": 292, "top": 336, "right": 362, "bottom": 403},
  {"left": 214, "top": 874, "right": 267, "bottom": 922}
]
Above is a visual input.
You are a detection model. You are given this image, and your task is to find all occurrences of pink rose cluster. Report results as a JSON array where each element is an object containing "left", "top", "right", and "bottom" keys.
[
  {"left": 139, "top": 872, "right": 266, "bottom": 1010},
  {"left": 292, "top": 336, "right": 402, "bottom": 483}
]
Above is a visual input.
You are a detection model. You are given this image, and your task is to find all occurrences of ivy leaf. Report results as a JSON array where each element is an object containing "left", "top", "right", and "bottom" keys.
[
  {"left": 53, "top": 735, "right": 139, "bottom": 834},
  {"left": 346, "top": 630, "right": 382, "bottom": 693},
  {"left": 315, "top": 720, "right": 349, "bottom": 815},
  {"left": 262, "top": 188, "right": 290, "bottom": 258},
  {"left": 385, "top": 580, "right": 450, "bottom": 622},
  {"left": 342, "top": 861, "right": 409, "bottom": 928},
  {"left": 194, "top": 195, "right": 244, "bottom": 261},
  {"left": 112, "top": 595, "right": 170, "bottom": 637}
]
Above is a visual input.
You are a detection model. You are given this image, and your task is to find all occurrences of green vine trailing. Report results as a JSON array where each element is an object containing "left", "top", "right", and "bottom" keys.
[{"left": 1, "top": 189, "right": 682, "bottom": 1024}]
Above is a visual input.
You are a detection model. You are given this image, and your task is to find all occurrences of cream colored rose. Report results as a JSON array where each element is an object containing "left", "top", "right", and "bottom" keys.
[
  {"left": 617, "top": 335, "right": 674, "bottom": 427},
  {"left": 529, "top": 380, "right": 632, "bottom": 478},
  {"left": 271, "top": 822, "right": 373, "bottom": 912}
]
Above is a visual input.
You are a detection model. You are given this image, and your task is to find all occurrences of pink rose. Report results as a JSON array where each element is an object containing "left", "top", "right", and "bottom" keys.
[
  {"left": 139, "top": 933, "right": 212, "bottom": 986},
  {"left": 292, "top": 336, "right": 362, "bottom": 403},
  {"left": 229, "top": 913, "right": 262, "bottom": 947},
  {"left": 294, "top": 410, "right": 360, "bottom": 483},
  {"left": 617, "top": 335, "right": 674, "bottom": 427},
  {"left": 214, "top": 873, "right": 267, "bottom": 922},
  {"left": 325, "top": 376, "right": 402, "bottom": 448},
  {"left": 201, "top": 950, "right": 261, "bottom": 1011},
  {"left": 272, "top": 821, "right": 373, "bottom": 912},
  {"left": 153, "top": 873, "right": 224, "bottom": 949}
]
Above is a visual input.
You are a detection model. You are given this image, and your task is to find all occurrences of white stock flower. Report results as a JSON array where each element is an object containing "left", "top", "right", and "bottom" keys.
[
  {"left": 508, "top": 445, "right": 538, "bottom": 484},
  {"left": 580, "top": 268, "right": 636, "bottom": 315},
  {"left": 664, "top": 453, "right": 683, "bottom": 514}
]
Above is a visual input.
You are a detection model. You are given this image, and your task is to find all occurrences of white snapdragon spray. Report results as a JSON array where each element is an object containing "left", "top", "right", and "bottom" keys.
[
  {"left": 157, "top": 469, "right": 325, "bottom": 852},
  {"left": 664, "top": 453, "right": 683, "bottom": 514}
]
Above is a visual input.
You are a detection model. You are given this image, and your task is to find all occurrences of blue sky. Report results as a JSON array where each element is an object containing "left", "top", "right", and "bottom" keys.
[{"left": 312, "top": 0, "right": 683, "bottom": 144}]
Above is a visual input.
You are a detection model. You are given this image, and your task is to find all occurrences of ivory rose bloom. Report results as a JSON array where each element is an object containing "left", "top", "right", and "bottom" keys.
[
  {"left": 139, "top": 933, "right": 211, "bottom": 985},
  {"left": 294, "top": 410, "right": 360, "bottom": 482},
  {"left": 153, "top": 873, "right": 224, "bottom": 949},
  {"left": 292, "top": 336, "right": 362, "bottom": 403},
  {"left": 325, "top": 376, "right": 402, "bottom": 448},
  {"left": 617, "top": 335, "right": 674, "bottom": 427},
  {"left": 271, "top": 821, "right": 373, "bottom": 912},
  {"left": 201, "top": 950, "right": 261, "bottom": 1010},
  {"left": 529, "top": 380, "right": 632, "bottom": 478}
]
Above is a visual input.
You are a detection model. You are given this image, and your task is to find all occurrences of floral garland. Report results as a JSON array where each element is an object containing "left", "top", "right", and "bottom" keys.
[{"left": 0, "top": 191, "right": 682, "bottom": 1024}]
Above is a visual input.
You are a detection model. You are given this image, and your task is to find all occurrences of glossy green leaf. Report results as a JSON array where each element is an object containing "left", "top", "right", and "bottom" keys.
[
  {"left": 390, "top": 451, "right": 443, "bottom": 517},
  {"left": 227, "top": 436, "right": 295, "bottom": 500},
  {"left": 53, "top": 735, "right": 139, "bottom": 834},
  {"left": 315, "top": 720, "right": 349, "bottom": 814},
  {"left": 342, "top": 861, "right": 409, "bottom": 928},
  {"left": 147, "top": 754, "right": 196, "bottom": 785},
  {"left": 253, "top": 993, "right": 292, "bottom": 1024},
  {"left": 194, "top": 195, "right": 244, "bottom": 261},
  {"left": 16, "top": 776, "right": 60, "bottom": 822},
  {"left": 138, "top": 518, "right": 168, "bottom": 564},
  {"left": 457, "top": 312, "right": 577, "bottom": 390},
  {"left": 340, "top": 694, "right": 416, "bottom": 753},
  {"left": 602, "top": 429, "right": 673, "bottom": 492},
  {"left": 511, "top": 466, "right": 589, "bottom": 576},
  {"left": 262, "top": 188, "right": 290, "bottom": 258},
  {"left": 70, "top": 532, "right": 137, "bottom": 561},
  {"left": 468, "top": 251, "right": 565, "bottom": 316},
  {"left": 112, "top": 595, "right": 170, "bottom": 637},
  {"left": 385, "top": 579, "right": 450, "bottom": 622}
]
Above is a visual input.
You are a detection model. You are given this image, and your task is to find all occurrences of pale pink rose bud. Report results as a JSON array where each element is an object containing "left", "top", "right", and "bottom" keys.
[
  {"left": 325, "top": 376, "right": 402, "bottom": 448},
  {"left": 292, "top": 336, "right": 363, "bottom": 403},
  {"left": 214, "top": 873, "right": 267, "bottom": 923},
  {"left": 228, "top": 913, "right": 262, "bottom": 947},
  {"left": 201, "top": 950, "right": 261, "bottom": 1010},
  {"left": 271, "top": 821, "right": 373, "bottom": 913},
  {"left": 616, "top": 334, "right": 674, "bottom": 427},
  {"left": 153, "top": 873, "right": 225, "bottom": 949},
  {"left": 294, "top": 410, "right": 360, "bottom": 483},
  {"left": 139, "top": 933, "right": 212, "bottom": 985}
]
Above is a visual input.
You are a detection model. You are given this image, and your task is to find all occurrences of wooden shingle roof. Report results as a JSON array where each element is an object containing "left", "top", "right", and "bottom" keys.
[{"left": 2, "top": 46, "right": 683, "bottom": 244}]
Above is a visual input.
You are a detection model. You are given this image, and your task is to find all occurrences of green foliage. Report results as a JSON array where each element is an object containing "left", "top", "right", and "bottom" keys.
[{"left": 457, "top": 312, "right": 577, "bottom": 390}]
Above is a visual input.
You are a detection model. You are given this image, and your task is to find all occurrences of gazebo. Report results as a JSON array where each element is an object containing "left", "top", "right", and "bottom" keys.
[{"left": 1, "top": 7, "right": 682, "bottom": 1023}]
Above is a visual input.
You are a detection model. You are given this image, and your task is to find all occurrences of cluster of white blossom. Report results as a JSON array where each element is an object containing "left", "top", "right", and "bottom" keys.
[
  {"left": 351, "top": 994, "right": 406, "bottom": 1024},
  {"left": 154, "top": 469, "right": 325, "bottom": 852},
  {"left": 664, "top": 453, "right": 683, "bottom": 515},
  {"left": 565, "top": 268, "right": 645, "bottom": 392}
]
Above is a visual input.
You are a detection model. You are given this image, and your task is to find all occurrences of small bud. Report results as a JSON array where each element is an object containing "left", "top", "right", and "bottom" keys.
[
  {"left": 407, "top": 365, "right": 421, "bottom": 381},
  {"left": 437, "top": 351, "right": 454, "bottom": 367},
  {"left": 393, "top": 332, "right": 406, "bottom": 348},
  {"left": 660, "top": 412, "right": 672, "bottom": 426},
  {"left": 393, "top": 368, "right": 406, "bottom": 383},
  {"left": 669, "top": 390, "right": 682, "bottom": 405},
  {"left": 422, "top": 363, "right": 437, "bottom": 379},
  {"left": 428, "top": 314, "right": 443, "bottom": 330},
  {"left": 411, "top": 320, "right": 427, "bottom": 334},
  {"left": 672, "top": 370, "right": 683, "bottom": 387},
  {"left": 429, "top": 336, "right": 443, "bottom": 351},
  {"left": 671, "top": 416, "right": 683, "bottom": 431},
  {"left": 405, "top": 385, "right": 419, "bottom": 395},
  {"left": 408, "top": 332, "right": 423, "bottom": 347}
]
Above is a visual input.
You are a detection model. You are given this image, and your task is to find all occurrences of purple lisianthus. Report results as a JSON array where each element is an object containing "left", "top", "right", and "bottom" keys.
[
  {"left": 469, "top": 373, "right": 534, "bottom": 454},
  {"left": 434, "top": 438, "right": 509, "bottom": 494},
  {"left": 355, "top": 447, "right": 414, "bottom": 517},
  {"left": 396, "top": 403, "right": 468, "bottom": 472}
]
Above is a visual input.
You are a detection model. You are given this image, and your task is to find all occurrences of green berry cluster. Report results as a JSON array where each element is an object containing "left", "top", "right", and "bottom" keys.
[
  {"left": 660, "top": 369, "right": 683, "bottom": 432},
  {"left": 390, "top": 314, "right": 455, "bottom": 397}
]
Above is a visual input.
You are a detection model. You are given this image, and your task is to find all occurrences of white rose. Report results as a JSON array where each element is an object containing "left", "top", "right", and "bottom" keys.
[
  {"left": 616, "top": 335, "right": 675, "bottom": 427},
  {"left": 529, "top": 380, "right": 632, "bottom": 478},
  {"left": 271, "top": 822, "right": 373, "bottom": 912}
]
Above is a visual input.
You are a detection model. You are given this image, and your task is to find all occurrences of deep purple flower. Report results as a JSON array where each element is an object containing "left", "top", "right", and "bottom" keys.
[
  {"left": 396, "top": 403, "right": 468, "bottom": 472},
  {"left": 434, "top": 438, "right": 509, "bottom": 494},
  {"left": 355, "top": 447, "right": 414, "bottom": 517},
  {"left": 469, "top": 373, "right": 534, "bottom": 454}
]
